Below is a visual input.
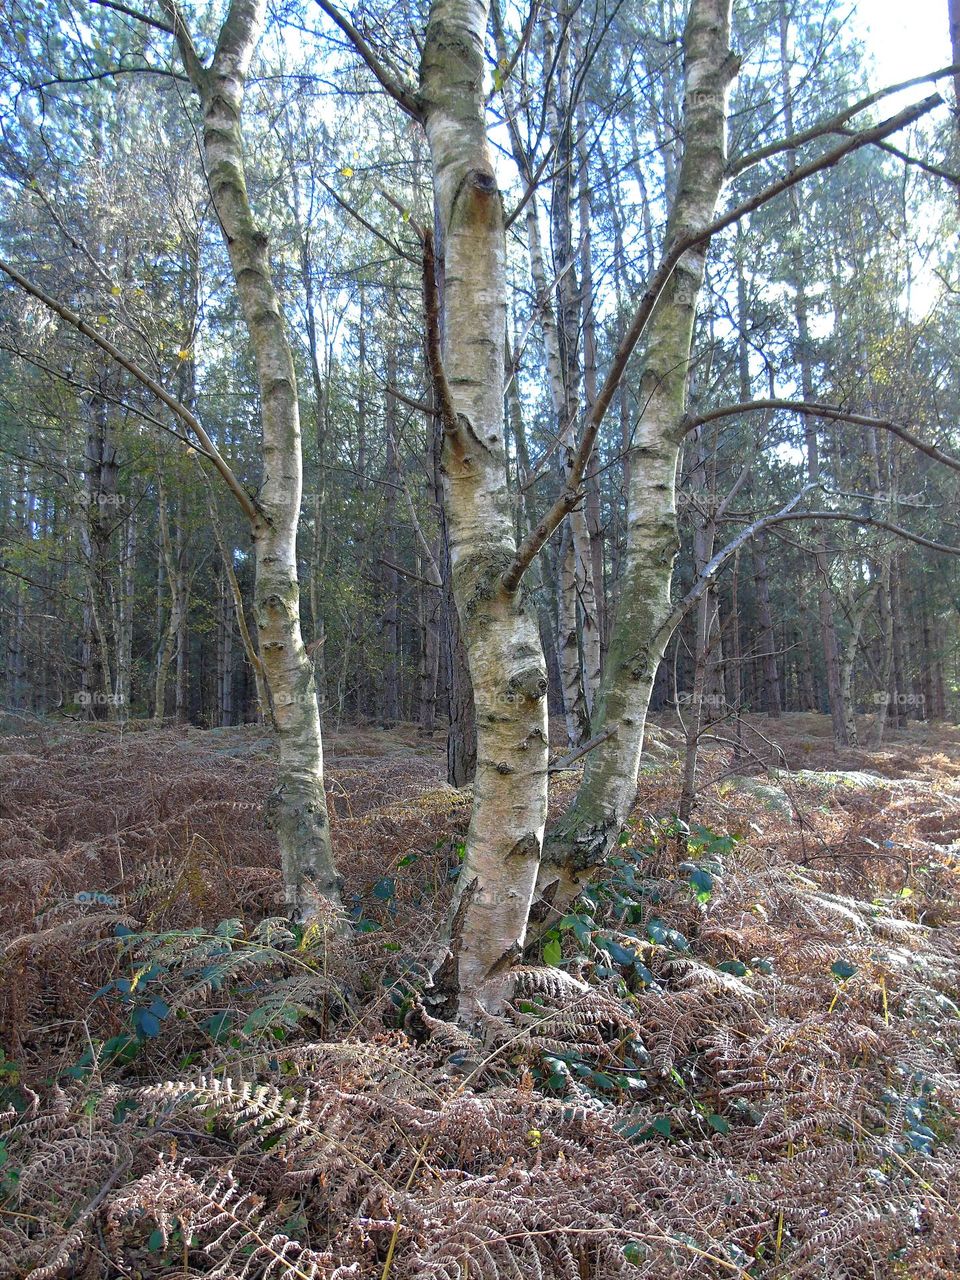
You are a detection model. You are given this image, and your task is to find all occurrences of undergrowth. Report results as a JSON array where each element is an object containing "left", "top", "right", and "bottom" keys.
[{"left": 0, "top": 719, "right": 959, "bottom": 1278}]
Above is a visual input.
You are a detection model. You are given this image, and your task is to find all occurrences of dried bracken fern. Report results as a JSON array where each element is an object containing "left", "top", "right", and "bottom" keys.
[{"left": 0, "top": 719, "right": 959, "bottom": 1279}]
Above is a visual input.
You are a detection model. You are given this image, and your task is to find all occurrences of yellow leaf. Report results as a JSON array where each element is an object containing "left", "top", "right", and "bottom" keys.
[
  {"left": 96, "top": 316, "right": 109, "bottom": 325},
  {"left": 177, "top": 348, "right": 191, "bottom": 361},
  {"left": 110, "top": 285, "right": 121, "bottom": 296},
  {"left": 340, "top": 165, "right": 354, "bottom": 178}
]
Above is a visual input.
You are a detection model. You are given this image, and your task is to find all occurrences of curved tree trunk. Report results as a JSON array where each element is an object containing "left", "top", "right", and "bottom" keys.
[
  {"left": 164, "top": 0, "right": 343, "bottom": 923},
  {"left": 539, "top": 0, "right": 737, "bottom": 900}
]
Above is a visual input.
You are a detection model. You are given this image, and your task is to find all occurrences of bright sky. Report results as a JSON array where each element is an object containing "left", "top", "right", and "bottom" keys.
[{"left": 855, "top": 0, "right": 952, "bottom": 88}]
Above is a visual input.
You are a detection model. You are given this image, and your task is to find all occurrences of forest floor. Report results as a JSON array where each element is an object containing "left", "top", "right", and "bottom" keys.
[{"left": 0, "top": 712, "right": 959, "bottom": 1278}]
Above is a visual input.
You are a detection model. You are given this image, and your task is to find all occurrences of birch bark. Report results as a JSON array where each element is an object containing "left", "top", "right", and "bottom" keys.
[
  {"left": 420, "top": 0, "right": 550, "bottom": 1022},
  {"left": 540, "top": 0, "right": 738, "bottom": 896},
  {"left": 163, "top": 0, "right": 343, "bottom": 922}
]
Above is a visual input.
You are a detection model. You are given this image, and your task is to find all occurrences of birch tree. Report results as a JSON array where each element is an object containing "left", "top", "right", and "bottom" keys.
[
  {"left": 539, "top": 0, "right": 739, "bottom": 899},
  {"left": 1, "top": 0, "right": 346, "bottom": 923}
]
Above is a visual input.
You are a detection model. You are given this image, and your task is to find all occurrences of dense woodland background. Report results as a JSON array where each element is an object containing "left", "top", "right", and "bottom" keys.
[{"left": 1, "top": 0, "right": 958, "bottom": 761}]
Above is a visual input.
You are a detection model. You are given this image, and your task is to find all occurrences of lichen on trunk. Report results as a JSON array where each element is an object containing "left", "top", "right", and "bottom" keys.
[
  {"left": 164, "top": 0, "right": 344, "bottom": 926},
  {"left": 540, "top": 0, "right": 738, "bottom": 901}
]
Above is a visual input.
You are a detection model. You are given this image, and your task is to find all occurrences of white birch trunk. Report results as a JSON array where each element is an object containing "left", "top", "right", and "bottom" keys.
[
  {"left": 164, "top": 0, "right": 343, "bottom": 922},
  {"left": 421, "top": 0, "right": 549, "bottom": 1023},
  {"left": 540, "top": 0, "right": 738, "bottom": 898}
]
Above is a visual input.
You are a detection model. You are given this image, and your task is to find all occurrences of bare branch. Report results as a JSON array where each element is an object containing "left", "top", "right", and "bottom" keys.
[
  {"left": 655, "top": 485, "right": 816, "bottom": 649},
  {"left": 652, "top": 484, "right": 960, "bottom": 658},
  {"left": 386, "top": 384, "right": 433, "bottom": 416},
  {"left": 314, "top": 174, "right": 419, "bottom": 264},
  {"left": 548, "top": 726, "right": 617, "bottom": 773},
  {"left": 156, "top": 0, "right": 205, "bottom": 84},
  {"left": 776, "top": 511, "right": 960, "bottom": 555},
  {"left": 0, "top": 257, "right": 259, "bottom": 524},
  {"left": 728, "top": 63, "right": 959, "bottom": 178},
  {"left": 88, "top": 0, "right": 175, "bottom": 35},
  {"left": 501, "top": 92, "right": 943, "bottom": 593},
  {"left": 687, "top": 398, "right": 960, "bottom": 475},
  {"left": 870, "top": 139, "right": 960, "bottom": 186},
  {"left": 313, "top": 0, "right": 422, "bottom": 120}
]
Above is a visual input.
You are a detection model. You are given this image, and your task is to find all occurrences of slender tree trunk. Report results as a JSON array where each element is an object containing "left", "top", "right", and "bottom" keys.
[
  {"left": 153, "top": 475, "right": 181, "bottom": 726},
  {"left": 433, "top": 407, "right": 477, "bottom": 786},
  {"left": 498, "top": 25, "right": 600, "bottom": 728},
  {"left": 7, "top": 463, "right": 29, "bottom": 711},
  {"left": 173, "top": 500, "right": 189, "bottom": 723},
  {"left": 416, "top": 549, "right": 441, "bottom": 733},
  {"left": 541, "top": 0, "right": 737, "bottom": 898},
  {"left": 396, "top": 436, "right": 444, "bottom": 736},
  {"left": 754, "top": 532, "right": 781, "bottom": 718},
  {"left": 577, "top": 87, "right": 606, "bottom": 655},
  {"left": 729, "top": 551, "right": 744, "bottom": 759},
  {"left": 840, "top": 582, "right": 877, "bottom": 747},
  {"left": 557, "top": 520, "right": 589, "bottom": 745},
  {"left": 677, "top": 419, "right": 723, "bottom": 827},
  {"left": 381, "top": 350, "right": 402, "bottom": 726},
  {"left": 164, "top": 0, "right": 343, "bottom": 921},
  {"left": 205, "top": 486, "right": 270, "bottom": 723},
  {"left": 778, "top": 2, "right": 848, "bottom": 745},
  {"left": 82, "top": 389, "right": 119, "bottom": 719},
  {"left": 891, "top": 555, "right": 910, "bottom": 725},
  {"left": 116, "top": 507, "right": 135, "bottom": 721},
  {"left": 874, "top": 554, "right": 895, "bottom": 747}
]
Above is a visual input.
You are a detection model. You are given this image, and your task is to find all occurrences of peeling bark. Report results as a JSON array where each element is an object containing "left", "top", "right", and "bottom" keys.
[{"left": 421, "top": 0, "right": 549, "bottom": 1023}]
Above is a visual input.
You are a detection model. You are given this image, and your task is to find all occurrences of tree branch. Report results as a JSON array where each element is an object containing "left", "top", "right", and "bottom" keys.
[
  {"left": 156, "top": 0, "right": 205, "bottom": 84},
  {"left": 500, "top": 91, "right": 943, "bottom": 593},
  {"left": 314, "top": 174, "right": 419, "bottom": 264},
  {"left": 88, "top": 0, "right": 175, "bottom": 35},
  {"left": 548, "top": 726, "right": 617, "bottom": 773},
  {"left": 728, "top": 63, "right": 959, "bottom": 178},
  {"left": 655, "top": 485, "right": 816, "bottom": 649},
  {"left": 313, "top": 0, "right": 422, "bottom": 120},
  {"left": 870, "top": 138, "right": 960, "bottom": 187},
  {"left": 686, "top": 398, "right": 960, "bottom": 475},
  {"left": 774, "top": 511, "right": 960, "bottom": 555},
  {"left": 652, "top": 484, "right": 960, "bottom": 658},
  {"left": 0, "top": 258, "right": 259, "bottom": 524}
]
